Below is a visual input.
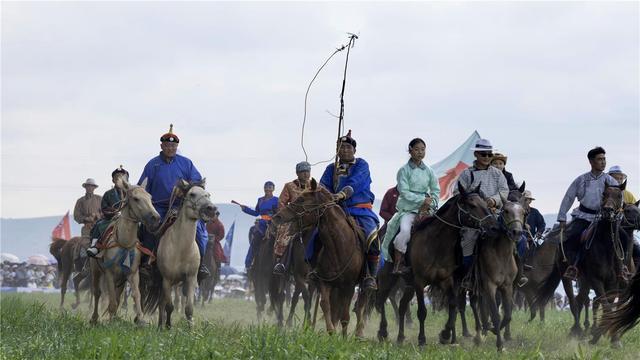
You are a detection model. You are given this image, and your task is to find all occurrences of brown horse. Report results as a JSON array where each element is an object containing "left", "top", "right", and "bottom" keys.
[
  {"left": 272, "top": 179, "right": 368, "bottom": 337},
  {"left": 89, "top": 178, "right": 160, "bottom": 325},
  {"left": 470, "top": 200, "right": 524, "bottom": 350},
  {"left": 49, "top": 236, "right": 90, "bottom": 309},
  {"left": 249, "top": 224, "right": 276, "bottom": 322},
  {"left": 390, "top": 181, "right": 498, "bottom": 346},
  {"left": 597, "top": 269, "right": 640, "bottom": 340},
  {"left": 199, "top": 239, "right": 219, "bottom": 306}
]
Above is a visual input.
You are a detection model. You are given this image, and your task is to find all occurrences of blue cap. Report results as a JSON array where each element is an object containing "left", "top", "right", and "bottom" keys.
[
  {"left": 264, "top": 181, "right": 275, "bottom": 188},
  {"left": 296, "top": 161, "right": 311, "bottom": 173}
]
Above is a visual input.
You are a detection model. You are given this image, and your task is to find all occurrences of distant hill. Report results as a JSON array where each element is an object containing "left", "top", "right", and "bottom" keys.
[{"left": 0, "top": 201, "right": 560, "bottom": 268}]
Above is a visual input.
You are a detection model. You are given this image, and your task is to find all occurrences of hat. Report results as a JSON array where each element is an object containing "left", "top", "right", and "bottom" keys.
[
  {"left": 264, "top": 181, "right": 275, "bottom": 188},
  {"left": 111, "top": 165, "right": 129, "bottom": 178},
  {"left": 523, "top": 190, "right": 535, "bottom": 200},
  {"left": 82, "top": 178, "right": 98, "bottom": 188},
  {"left": 160, "top": 124, "right": 180, "bottom": 143},
  {"left": 491, "top": 152, "right": 507, "bottom": 165},
  {"left": 296, "top": 161, "right": 311, "bottom": 173},
  {"left": 337, "top": 129, "right": 357, "bottom": 149},
  {"left": 608, "top": 165, "right": 626, "bottom": 176},
  {"left": 470, "top": 138, "right": 495, "bottom": 152}
]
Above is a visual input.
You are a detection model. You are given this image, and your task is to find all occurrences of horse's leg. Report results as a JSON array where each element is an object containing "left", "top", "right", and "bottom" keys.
[
  {"left": 286, "top": 282, "right": 302, "bottom": 327},
  {"left": 103, "top": 270, "right": 118, "bottom": 320},
  {"left": 72, "top": 268, "right": 87, "bottom": 310},
  {"left": 128, "top": 270, "right": 145, "bottom": 326},
  {"left": 354, "top": 288, "right": 367, "bottom": 339},
  {"left": 589, "top": 282, "right": 607, "bottom": 344},
  {"left": 184, "top": 276, "right": 196, "bottom": 327},
  {"left": 396, "top": 285, "right": 413, "bottom": 344},
  {"left": 160, "top": 278, "right": 174, "bottom": 329},
  {"left": 484, "top": 282, "right": 503, "bottom": 351},
  {"left": 59, "top": 266, "right": 71, "bottom": 309},
  {"left": 471, "top": 294, "right": 484, "bottom": 345},
  {"left": 540, "top": 303, "right": 545, "bottom": 323},
  {"left": 442, "top": 284, "right": 458, "bottom": 345},
  {"left": 90, "top": 266, "right": 101, "bottom": 325},
  {"left": 375, "top": 269, "right": 394, "bottom": 342},
  {"left": 562, "top": 277, "right": 582, "bottom": 337},
  {"left": 318, "top": 284, "right": 335, "bottom": 334},
  {"left": 459, "top": 290, "right": 472, "bottom": 337},
  {"left": 500, "top": 286, "right": 514, "bottom": 342},
  {"left": 414, "top": 285, "right": 428, "bottom": 346}
]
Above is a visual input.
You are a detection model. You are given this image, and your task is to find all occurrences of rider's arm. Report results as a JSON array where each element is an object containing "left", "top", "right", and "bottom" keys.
[
  {"left": 427, "top": 166, "right": 441, "bottom": 208},
  {"left": 557, "top": 176, "right": 580, "bottom": 222},
  {"left": 493, "top": 170, "right": 509, "bottom": 208}
]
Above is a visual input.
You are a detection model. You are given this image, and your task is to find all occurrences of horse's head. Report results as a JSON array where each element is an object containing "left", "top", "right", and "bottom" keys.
[
  {"left": 456, "top": 179, "right": 498, "bottom": 234},
  {"left": 118, "top": 177, "right": 161, "bottom": 228},
  {"left": 507, "top": 181, "right": 526, "bottom": 206},
  {"left": 177, "top": 179, "right": 217, "bottom": 222},
  {"left": 500, "top": 201, "right": 526, "bottom": 242},
  {"left": 271, "top": 178, "right": 336, "bottom": 244},
  {"left": 622, "top": 200, "right": 640, "bottom": 230},
  {"left": 601, "top": 182, "right": 625, "bottom": 221}
]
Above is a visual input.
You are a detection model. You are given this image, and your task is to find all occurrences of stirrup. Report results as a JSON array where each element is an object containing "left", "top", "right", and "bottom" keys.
[
  {"left": 273, "top": 263, "right": 286, "bottom": 275},
  {"left": 620, "top": 265, "right": 633, "bottom": 281},
  {"left": 517, "top": 276, "right": 529, "bottom": 288},
  {"left": 363, "top": 276, "right": 377, "bottom": 290},
  {"left": 563, "top": 265, "right": 578, "bottom": 281}
]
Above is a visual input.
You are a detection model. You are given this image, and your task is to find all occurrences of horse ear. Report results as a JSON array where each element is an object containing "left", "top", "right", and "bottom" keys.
[
  {"left": 472, "top": 182, "right": 482, "bottom": 195},
  {"left": 310, "top": 178, "right": 317, "bottom": 191},
  {"left": 200, "top": 178, "right": 207, "bottom": 189},
  {"left": 620, "top": 180, "right": 627, "bottom": 191},
  {"left": 140, "top": 177, "right": 148, "bottom": 189},
  {"left": 635, "top": 200, "right": 640, "bottom": 207},
  {"left": 519, "top": 181, "right": 526, "bottom": 193}
]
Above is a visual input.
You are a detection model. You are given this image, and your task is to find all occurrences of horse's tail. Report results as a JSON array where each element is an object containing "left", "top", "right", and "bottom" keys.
[
  {"left": 532, "top": 262, "right": 562, "bottom": 310},
  {"left": 49, "top": 238, "right": 66, "bottom": 273},
  {"left": 140, "top": 264, "right": 163, "bottom": 314},
  {"left": 598, "top": 271, "right": 640, "bottom": 338}
]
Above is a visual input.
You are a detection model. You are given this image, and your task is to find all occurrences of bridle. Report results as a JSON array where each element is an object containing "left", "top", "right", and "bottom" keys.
[{"left": 434, "top": 194, "right": 495, "bottom": 232}]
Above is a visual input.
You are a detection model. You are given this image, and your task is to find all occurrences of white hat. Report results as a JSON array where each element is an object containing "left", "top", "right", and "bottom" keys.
[
  {"left": 82, "top": 178, "right": 98, "bottom": 188},
  {"left": 608, "top": 165, "right": 626, "bottom": 176},
  {"left": 523, "top": 190, "right": 535, "bottom": 200},
  {"left": 470, "top": 139, "right": 496, "bottom": 152}
]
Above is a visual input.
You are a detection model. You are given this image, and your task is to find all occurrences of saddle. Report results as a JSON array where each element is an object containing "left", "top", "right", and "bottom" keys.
[
  {"left": 579, "top": 222, "right": 597, "bottom": 244},
  {"left": 96, "top": 223, "right": 155, "bottom": 262},
  {"left": 152, "top": 210, "right": 178, "bottom": 239}
]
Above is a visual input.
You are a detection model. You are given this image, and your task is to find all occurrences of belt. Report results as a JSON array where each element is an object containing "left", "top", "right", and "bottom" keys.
[
  {"left": 352, "top": 203, "right": 373, "bottom": 209},
  {"left": 579, "top": 204, "right": 598, "bottom": 215},
  {"left": 260, "top": 215, "right": 273, "bottom": 221}
]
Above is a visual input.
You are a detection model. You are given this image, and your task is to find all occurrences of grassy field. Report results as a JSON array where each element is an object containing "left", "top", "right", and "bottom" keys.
[{"left": 1, "top": 292, "right": 639, "bottom": 359}]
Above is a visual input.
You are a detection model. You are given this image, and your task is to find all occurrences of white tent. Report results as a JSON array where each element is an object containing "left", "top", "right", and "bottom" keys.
[{"left": 1, "top": 253, "right": 20, "bottom": 263}]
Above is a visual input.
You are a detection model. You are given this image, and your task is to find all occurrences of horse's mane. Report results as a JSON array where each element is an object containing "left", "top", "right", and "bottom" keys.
[{"left": 414, "top": 194, "right": 460, "bottom": 231}]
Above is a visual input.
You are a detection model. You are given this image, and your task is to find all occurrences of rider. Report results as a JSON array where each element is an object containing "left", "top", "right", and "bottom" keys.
[
  {"left": 235, "top": 181, "right": 279, "bottom": 271},
  {"left": 205, "top": 210, "right": 226, "bottom": 275},
  {"left": 319, "top": 130, "right": 380, "bottom": 291},
  {"left": 86, "top": 165, "right": 130, "bottom": 257},
  {"left": 523, "top": 190, "right": 546, "bottom": 239},
  {"left": 454, "top": 139, "right": 528, "bottom": 287},
  {"left": 557, "top": 146, "right": 618, "bottom": 279},
  {"left": 73, "top": 178, "right": 102, "bottom": 237},
  {"left": 608, "top": 166, "right": 637, "bottom": 205},
  {"left": 273, "top": 161, "right": 312, "bottom": 275},
  {"left": 490, "top": 152, "right": 518, "bottom": 191},
  {"left": 138, "top": 124, "right": 210, "bottom": 280},
  {"left": 381, "top": 138, "right": 440, "bottom": 275}
]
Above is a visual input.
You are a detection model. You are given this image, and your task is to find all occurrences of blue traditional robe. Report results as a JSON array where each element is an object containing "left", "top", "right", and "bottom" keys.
[
  {"left": 320, "top": 158, "right": 380, "bottom": 254},
  {"left": 241, "top": 195, "right": 279, "bottom": 268},
  {"left": 138, "top": 152, "right": 208, "bottom": 257}
]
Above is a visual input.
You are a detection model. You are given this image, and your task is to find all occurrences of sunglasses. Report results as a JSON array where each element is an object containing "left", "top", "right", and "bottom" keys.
[{"left": 477, "top": 152, "right": 493, "bottom": 158}]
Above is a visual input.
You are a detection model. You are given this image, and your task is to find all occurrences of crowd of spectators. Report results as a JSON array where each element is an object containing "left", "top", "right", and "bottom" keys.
[{"left": 0, "top": 262, "right": 58, "bottom": 288}]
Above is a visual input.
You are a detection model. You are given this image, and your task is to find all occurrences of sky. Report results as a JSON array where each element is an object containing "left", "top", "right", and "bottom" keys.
[{"left": 1, "top": 1, "right": 639, "bottom": 221}]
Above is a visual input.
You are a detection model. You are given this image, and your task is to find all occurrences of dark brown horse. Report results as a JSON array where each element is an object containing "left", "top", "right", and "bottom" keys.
[
  {"left": 199, "top": 239, "right": 219, "bottom": 306},
  {"left": 248, "top": 224, "right": 275, "bottom": 322},
  {"left": 597, "top": 269, "right": 640, "bottom": 340},
  {"left": 389, "top": 181, "right": 498, "bottom": 346},
  {"left": 49, "top": 236, "right": 90, "bottom": 309},
  {"left": 272, "top": 179, "right": 368, "bottom": 337}
]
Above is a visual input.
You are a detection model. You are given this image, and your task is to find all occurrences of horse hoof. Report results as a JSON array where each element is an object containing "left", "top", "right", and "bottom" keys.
[
  {"left": 396, "top": 336, "right": 405, "bottom": 345},
  {"left": 504, "top": 335, "right": 512, "bottom": 342},
  {"left": 611, "top": 340, "right": 622, "bottom": 349},
  {"left": 418, "top": 339, "right": 426, "bottom": 347},
  {"left": 463, "top": 331, "right": 472, "bottom": 338},
  {"left": 474, "top": 336, "right": 483, "bottom": 346},
  {"left": 439, "top": 330, "right": 451, "bottom": 344},
  {"left": 71, "top": 303, "right": 79, "bottom": 310}
]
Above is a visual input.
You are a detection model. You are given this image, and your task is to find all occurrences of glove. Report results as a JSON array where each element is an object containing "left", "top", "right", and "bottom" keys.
[{"left": 333, "top": 192, "right": 347, "bottom": 201}]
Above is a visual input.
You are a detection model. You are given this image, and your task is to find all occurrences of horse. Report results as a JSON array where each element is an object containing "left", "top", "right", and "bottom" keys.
[
  {"left": 144, "top": 179, "right": 217, "bottom": 328},
  {"left": 469, "top": 200, "right": 524, "bottom": 350},
  {"left": 271, "top": 179, "right": 368, "bottom": 338},
  {"left": 596, "top": 269, "right": 640, "bottom": 340},
  {"left": 249, "top": 224, "right": 275, "bottom": 322},
  {"left": 49, "top": 236, "right": 91, "bottom": 309},
  {"left": 389, "top": 180, "right": 498, "bottom": 346},
  {"left": 89, "top": 178, "right": 160, "bottom": 325},
  {"left": 199, "top": 239, "right": 220, "bottom": 306}
]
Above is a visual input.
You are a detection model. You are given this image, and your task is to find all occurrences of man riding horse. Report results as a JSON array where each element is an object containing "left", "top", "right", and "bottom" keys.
[
  {"left": 318, "top": 130, "right": 380, "bottom": 291},
  {"left": 454, "top": 138, "right": 529, "bottom": 287},
  {"left": 87, "top": 165, "right": 130, "bottom": 257},
  {"left": 138, "top": 124, "right": 210, "bottom": 281},
  {"left": 557, "top": 146, "right": 618, "bottom": 280},
  {"left": 234, "top": 181, "right": 279, "bottom": 271},
  {"left": 273, "top": 161, "right": 311, "bottom": 275}
]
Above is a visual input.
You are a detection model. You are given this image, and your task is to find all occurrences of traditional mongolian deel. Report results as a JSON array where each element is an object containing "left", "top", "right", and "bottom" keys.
[
  {"left": 455, "top": 162, "right": 509, "bottom": 208},
  {"left": 242, "top": 195, "right": 279, "bottom": 268},
  {"left": 557, "top": 171, "right": 618, "bottom": 222}
]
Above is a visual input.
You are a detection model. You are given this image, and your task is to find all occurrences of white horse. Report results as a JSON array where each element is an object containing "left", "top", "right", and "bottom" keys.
[
  {"left": 90, "top": 178, "right": 160, "bottom": 325},
  {"left": 155, "top": 179, "right": 216, "bottom": 328}
]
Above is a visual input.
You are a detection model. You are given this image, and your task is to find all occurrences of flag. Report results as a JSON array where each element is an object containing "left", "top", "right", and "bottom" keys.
[
  {"left": 51, "top": 211, "right": 71, "bottom": 240},
  {"left": 223, "top": 220, "right": 235, "bottom": 265},
  {"left": 431, "top": 131, "right": 481, "bottom": 201}
]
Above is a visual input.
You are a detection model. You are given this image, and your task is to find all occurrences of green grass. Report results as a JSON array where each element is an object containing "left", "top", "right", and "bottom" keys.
[{"left": 1, "top": 293, "right": 638, "bottom": 359}]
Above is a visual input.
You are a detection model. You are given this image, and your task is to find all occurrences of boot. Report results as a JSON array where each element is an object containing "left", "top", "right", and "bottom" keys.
[
  {"left": 86, "top": 238, "right": 100, "bottom": 258},
  {"left": 392, "top": 250, "right": 410, "bottom": 275},
  {"left": 197, "top": 261, "right": 210, "bottom": 283},
  {"left": 363, "top": 257, "right": 378, "bottom": 291},
  {"left": 273, "top": 256, "right": 286, "bottom": 275},
  {"left": 515, "top": 253, "right": 528, "bottom": 287}
]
